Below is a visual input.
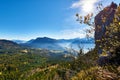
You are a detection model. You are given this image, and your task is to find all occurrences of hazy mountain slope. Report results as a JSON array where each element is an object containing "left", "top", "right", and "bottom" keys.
[
  {"left": 23, "top": 37, "right": 65, "bottom": 50},
  {"left": 23, "top": 37, "right": 94, "bottom": 50},
  {"left": 12, "top": 40, "right": 26, "bottom": 44},
  {"left": 0, "top": 39, "right": 20, "bottom": 49}
]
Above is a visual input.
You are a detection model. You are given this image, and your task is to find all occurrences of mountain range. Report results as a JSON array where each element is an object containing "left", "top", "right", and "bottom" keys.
[{"left": 16, "top": 37, "right": 95, "bottom": 51}]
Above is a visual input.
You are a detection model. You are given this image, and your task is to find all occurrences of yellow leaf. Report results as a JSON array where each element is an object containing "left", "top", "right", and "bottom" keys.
[
  {"left": 119, "top": 22, "right": 120, "bottom": 25},
  {"left": 0, "top": 72, "right": 2, "bottom": 75}
]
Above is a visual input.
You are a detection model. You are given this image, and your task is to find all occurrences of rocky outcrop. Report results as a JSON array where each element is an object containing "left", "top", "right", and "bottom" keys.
[{"left": 95, "top": 2, "right": 117, "bottom": 54}]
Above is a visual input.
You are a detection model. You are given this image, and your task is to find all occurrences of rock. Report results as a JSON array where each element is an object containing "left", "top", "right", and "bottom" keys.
[{"left": 95, "top": 2, "right": 117, "bottom": 54}]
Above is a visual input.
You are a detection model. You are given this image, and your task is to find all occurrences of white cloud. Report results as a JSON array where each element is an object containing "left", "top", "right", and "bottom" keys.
[
  {"left": 57, "top": 0, "right": 99, "bottom": 39},
  {"left": 59, "top": 28, "right": 86, "bottom": 39},
  {"left": 71, "top": 0, "right": 100, "bottom": 15},
  {"left": 65, "top": 0, "right": 99, "bottom": 39}
]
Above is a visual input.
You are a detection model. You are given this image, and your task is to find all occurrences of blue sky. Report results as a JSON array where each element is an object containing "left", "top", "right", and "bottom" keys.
[{"left": 0, "top": 0, "right": 119, "bottom": 40}]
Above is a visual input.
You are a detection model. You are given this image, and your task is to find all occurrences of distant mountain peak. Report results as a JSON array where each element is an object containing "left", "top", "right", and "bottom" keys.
[
  {"left": 22, "top": 37, "right": 94, "bottom": 51},
  {"left": 34, "top": 37, "right": 57, "bottom": 43}
]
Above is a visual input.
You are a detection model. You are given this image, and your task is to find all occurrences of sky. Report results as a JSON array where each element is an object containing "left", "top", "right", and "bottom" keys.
[{"left": 0, "top": 0, "right": 119, "bottom": 40}]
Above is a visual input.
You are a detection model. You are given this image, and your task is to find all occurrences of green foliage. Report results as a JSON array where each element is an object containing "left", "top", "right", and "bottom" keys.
[
  {"left": 0, "top": 53, "right": 47, "bottom": 80},
  {"left": 0, "top": 49, "right": 73, "bottom": 80}
]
